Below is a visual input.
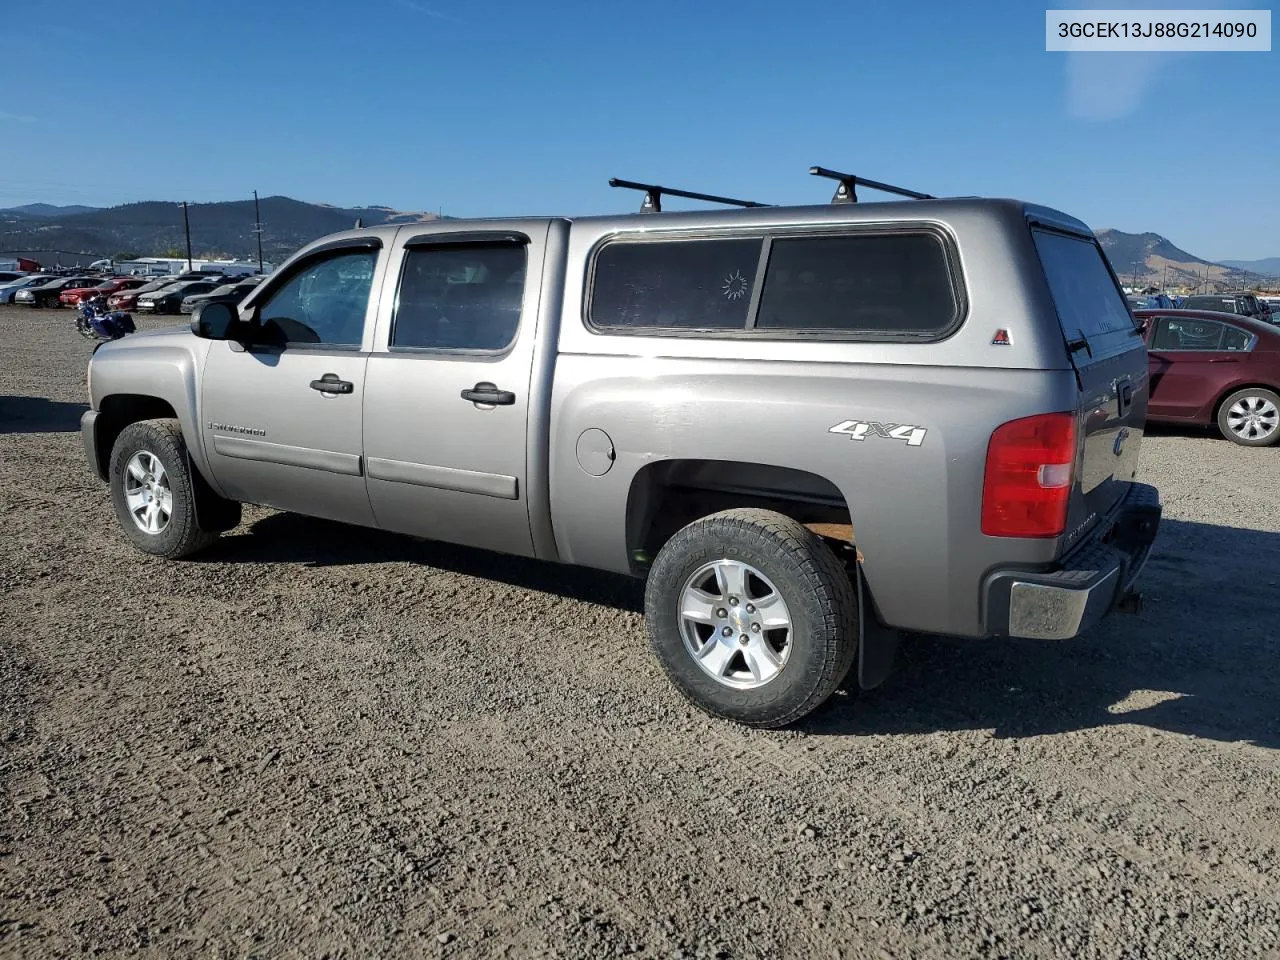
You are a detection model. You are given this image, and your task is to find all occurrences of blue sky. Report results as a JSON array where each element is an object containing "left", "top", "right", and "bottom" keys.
[{"left": 0, "top": 0, "right": 1275, "bottom": 259}]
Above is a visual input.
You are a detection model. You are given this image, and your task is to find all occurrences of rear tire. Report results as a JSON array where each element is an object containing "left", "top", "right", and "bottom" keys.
[
  {"left": 108, "top": 419, "right": 222, "bottom": 558},
  {"left": 644, "top": 508, "right": 858, "bottom": 728},
  {"left": 1217, "top": 388, "right": 1280, "bottom": 446}
]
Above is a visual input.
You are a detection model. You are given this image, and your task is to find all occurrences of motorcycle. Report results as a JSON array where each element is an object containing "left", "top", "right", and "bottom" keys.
[{"left": 76, "top": 295, "right": 136, "bottom": 342}]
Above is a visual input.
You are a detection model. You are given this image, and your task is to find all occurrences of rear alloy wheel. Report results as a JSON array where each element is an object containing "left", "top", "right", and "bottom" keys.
[
  {"left": 644, "top": 508, "right": 858, "bottom": 728},
  {"left": 677, "top": 559, "right": 793, "bottom": 689},
  {"left": 1217, "top": 388, "right": 1280, "bottom": 446}
]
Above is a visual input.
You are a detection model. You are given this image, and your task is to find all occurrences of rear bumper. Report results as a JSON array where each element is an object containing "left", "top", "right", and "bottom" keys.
[{"left": 982, "top": 483, "right": 1161, "bottom": 640}]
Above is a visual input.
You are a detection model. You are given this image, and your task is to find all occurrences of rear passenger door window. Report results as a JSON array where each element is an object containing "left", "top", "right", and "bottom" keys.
[
  {"left": 392, "top": 242, "right": 527, "bottom": 352},
  {"left": 1149, "top": 317, "right": 1252, "bottom": 352},
  {"left": 754, "top": 233, "right": 959, "bottom": 336}
]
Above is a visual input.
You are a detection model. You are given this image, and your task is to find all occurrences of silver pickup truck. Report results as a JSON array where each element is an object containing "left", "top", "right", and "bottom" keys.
[{"left": 81, "top": 185, "right": 1161, "bottom": 727}]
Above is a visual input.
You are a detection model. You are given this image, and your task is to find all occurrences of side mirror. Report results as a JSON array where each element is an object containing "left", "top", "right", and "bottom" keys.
[{"left": 190, "top": 301, "right": 240, "bottom": 341}]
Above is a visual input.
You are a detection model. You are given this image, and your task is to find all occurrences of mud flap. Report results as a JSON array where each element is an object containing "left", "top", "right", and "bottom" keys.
[
  {"left": 186, "top": 450, "right": 242, "bottom": 533},
  {"left": 856, "top": 563, "right": 899, "bottom": 690}
]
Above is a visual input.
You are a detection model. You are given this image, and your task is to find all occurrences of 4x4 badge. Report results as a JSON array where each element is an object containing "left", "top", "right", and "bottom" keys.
[{"left": 828, "top": 420, "right": 927, "bottom": 447}]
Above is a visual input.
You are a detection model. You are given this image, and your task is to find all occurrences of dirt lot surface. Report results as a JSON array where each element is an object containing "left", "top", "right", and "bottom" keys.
[{"left": 2, "top": 303, "right": 1279, "bottom": 959}]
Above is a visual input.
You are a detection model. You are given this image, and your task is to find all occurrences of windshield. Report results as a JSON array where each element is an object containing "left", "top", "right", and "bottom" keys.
[
  {"left": 1183, "top": 296, "right": 1239, "bottom": 313},
  {"left": 137, "top": 280, "right": 179, "bottom": 294}
]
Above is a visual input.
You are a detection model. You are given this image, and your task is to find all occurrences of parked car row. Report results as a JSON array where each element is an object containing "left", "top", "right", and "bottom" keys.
[
  {"left": 1127, "top": 292, "right": 1273, "bottom": 322},
  {"left": 3, "top": 270, "right": 266, "bottom": 314},
  {"left": 14, "top": 275, "right": 102, "bottom": 307},
  {"left": 60, "top": 276, "right": 149, "bottom": 307},
  {"left": 178, "top": 276, "right": 265, "bottom": 314},
  {"left": 0, "top": 274, "right": 63, "bottom": 304}
]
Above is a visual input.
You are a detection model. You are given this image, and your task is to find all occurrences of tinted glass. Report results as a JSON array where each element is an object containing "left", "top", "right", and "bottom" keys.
[
  {"left": 1182, "top": 296, "right": 1239, "bottom": 313},
  {"left": 591, "top": 238, "right": 761, "bottom": 330},
  {"left": 1151, "top": 317, "right": 1232, "bottom": 350},
  {"left": 258, "top": 249, "right": 376, "bottom": 346},
  {"left": 1033, "top": 231, "right": 1137, "bottom": 342},
  {"left": 756, "top": 233, "right": 958, "bottom": 335},
  {"left": 1222, "top": 326, "right": 1252, "bottom": 351},
  {"left": 392, "top": 243, "right": 526, "bottom": 351}
]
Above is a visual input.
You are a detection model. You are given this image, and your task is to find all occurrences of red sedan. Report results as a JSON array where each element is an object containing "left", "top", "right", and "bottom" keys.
[
  {"left": 60, "top": 276, "right": 146, "bottom": 306},
  {"left": 108, "top": 278, "right": 180, "bottom": 311},
  {"left": 1135, "top": 308, "right": 1280, "bottom": 446}
]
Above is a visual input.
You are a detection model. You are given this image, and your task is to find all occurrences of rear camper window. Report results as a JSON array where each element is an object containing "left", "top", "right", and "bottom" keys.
[
  {"left": 1033, "top": 230, "right": 1139, "bottom": 344},
  {"left": 755, "top": 232, "right": 959, "bottom": 337},
  {"left": 590, "top": 238, "right": 762, "bottom": 331}
]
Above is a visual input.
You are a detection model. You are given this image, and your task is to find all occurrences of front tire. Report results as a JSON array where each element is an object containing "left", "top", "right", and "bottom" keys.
[
  {"left": 1217, "top": 388, "right": 1280, "bottom": 446},
  {"left": 108, "top": 419, "right": 221, "bottom": 558},
  {"left": 644, "top": 508, "right": 858, "bottom": 728}
]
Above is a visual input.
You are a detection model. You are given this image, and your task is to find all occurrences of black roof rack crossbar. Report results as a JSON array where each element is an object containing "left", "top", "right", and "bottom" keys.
[
  {"left": 608, "top": 177, "right": 769, "bottom": 214},
  {"left": 808, "top": 166, "right": 934, "bottom": 204}
]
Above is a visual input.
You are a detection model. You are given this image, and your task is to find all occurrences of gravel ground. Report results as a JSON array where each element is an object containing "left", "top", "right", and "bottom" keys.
[{"left": 2, "top": 303, "right": 1279, "bottom": 959}]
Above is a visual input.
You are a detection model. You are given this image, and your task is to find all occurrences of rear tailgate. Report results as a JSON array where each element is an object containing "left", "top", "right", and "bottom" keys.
[{"left": 1031, "top": 227, "right": 1148, "bottom": 552}]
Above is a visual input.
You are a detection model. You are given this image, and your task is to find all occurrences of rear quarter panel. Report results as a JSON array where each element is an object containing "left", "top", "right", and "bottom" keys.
[
  {"left": 549, "top": 200, "right": 1085, "bottom": 637},
  {"left": 1194, "top": 346, "right": 1280, "bottom": 420}
]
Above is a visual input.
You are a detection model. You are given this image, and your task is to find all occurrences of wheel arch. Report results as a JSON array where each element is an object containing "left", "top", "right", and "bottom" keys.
[
  {"left": 91, "top": 394, "right": 181, "bottom": 480},
  {"left": 624, "top": 458, "right": 857, "bottom": 574},
  {"left": 622, "top": 458, "right": 898, "bottom": 692},
  {"left": 97, "top": 399, "right": 240, "bottom": 533},
  {"left": 1209, "top": 381, "right": 1280, "bottom": 421}
]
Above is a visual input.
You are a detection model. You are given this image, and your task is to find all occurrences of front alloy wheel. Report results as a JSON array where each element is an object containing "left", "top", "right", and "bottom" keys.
[
  {"left": 122, "top": 450, "right": 173, "bottom": 534},
  {"left": 108, "top": 419, "right": 223, "bottom": 558}
]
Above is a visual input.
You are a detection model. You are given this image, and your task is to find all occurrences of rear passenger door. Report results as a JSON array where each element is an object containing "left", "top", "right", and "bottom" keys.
[
  {"left": 1146, "top": 315, "right": 1253, "bottom": 419},
  {"left": 362, "top": 227, "right": 547, "bottom": 557}
]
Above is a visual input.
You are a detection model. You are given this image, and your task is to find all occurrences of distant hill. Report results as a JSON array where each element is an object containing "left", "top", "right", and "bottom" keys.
[
  {"left": 0, "top": 203, "right": 99, "bottom": 219},
  {"left": 1096, "top": 228, "right": 1269, "bottom": 290},
  {"left": 0, "top": 196, "right": 439, "bottom": 264},
  {"left": 1219, "top": 257, "right": 1280, "bottom": 276}
]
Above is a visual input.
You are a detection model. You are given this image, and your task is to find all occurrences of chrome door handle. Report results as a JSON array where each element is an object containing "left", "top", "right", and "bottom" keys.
[
  {"left": 310, "top": 373, "right": 353, "bottom": 394},
  {"left": 460, "top": 382, "right": 516, "bottom": 405}
]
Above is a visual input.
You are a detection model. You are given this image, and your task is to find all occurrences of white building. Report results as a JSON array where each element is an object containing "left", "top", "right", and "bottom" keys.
[{"left": 111, "top": 257, "right": 274, "bottom": 277}]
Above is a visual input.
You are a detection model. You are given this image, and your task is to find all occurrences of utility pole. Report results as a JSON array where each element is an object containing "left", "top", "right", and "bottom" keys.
[
  {"left": 253, "top": 190, "right": 264, "bottom": 274},
  {"left": 180, "top": 201, "right": 193, "bottom": 271}
]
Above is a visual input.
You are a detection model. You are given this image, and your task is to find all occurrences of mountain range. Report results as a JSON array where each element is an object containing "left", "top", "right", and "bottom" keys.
[
  {"left": 0, "top": 198, "right": 1274, "bottom": 289},
  {"left": 1219, "top": 256, "right": 1280, "bottom": 275},
  {"left": 0, "top": 197, "right": 440, "bottom": 266}
]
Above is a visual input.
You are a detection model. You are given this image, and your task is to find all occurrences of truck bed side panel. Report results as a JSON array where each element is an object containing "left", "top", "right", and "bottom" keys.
[{"left": 548, "top": 357, "right": 1082, "bottom": 637}]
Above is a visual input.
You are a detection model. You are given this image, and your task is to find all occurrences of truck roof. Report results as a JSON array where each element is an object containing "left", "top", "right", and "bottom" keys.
[{"left": 307, "top": 197, "right": 1094, "bottom": 252}]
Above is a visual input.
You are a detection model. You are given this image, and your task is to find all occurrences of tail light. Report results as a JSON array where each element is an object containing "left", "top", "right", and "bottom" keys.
[{"left": 981, "top": 412, "right": 1077, "bottom": 538}]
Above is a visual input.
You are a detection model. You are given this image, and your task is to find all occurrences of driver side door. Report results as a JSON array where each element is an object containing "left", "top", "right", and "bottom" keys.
[{"left": 199, "top": 241, "right": 386, "bottom": 527}]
